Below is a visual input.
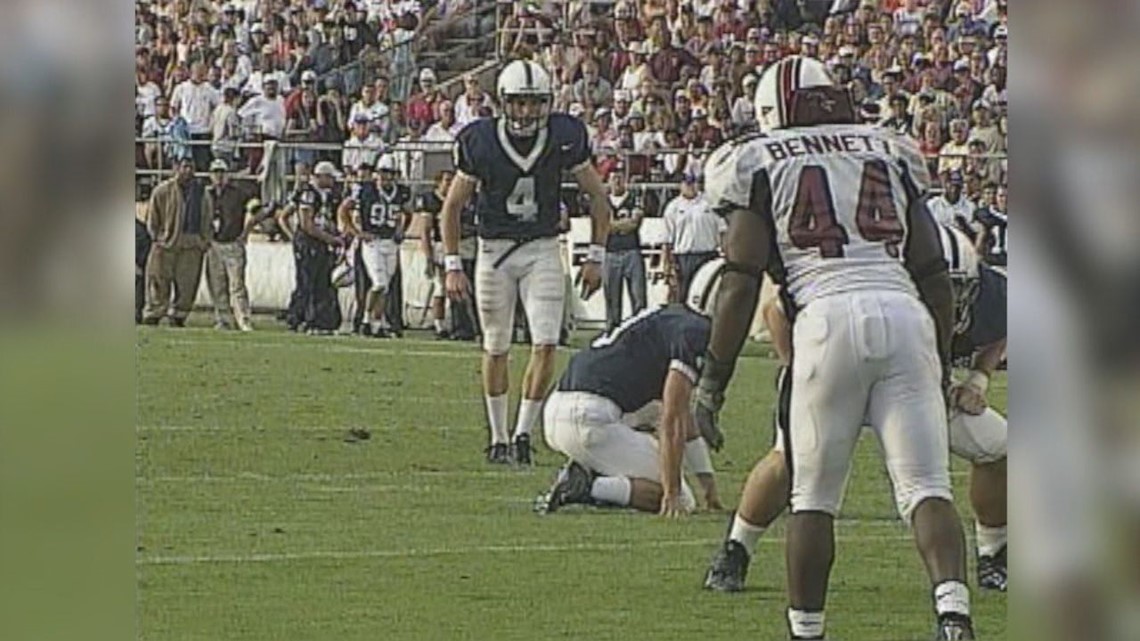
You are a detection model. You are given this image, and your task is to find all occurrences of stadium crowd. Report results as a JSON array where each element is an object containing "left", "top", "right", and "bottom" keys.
[{"left": 135, "top": 0, "right": 1009, "bottom": 331}]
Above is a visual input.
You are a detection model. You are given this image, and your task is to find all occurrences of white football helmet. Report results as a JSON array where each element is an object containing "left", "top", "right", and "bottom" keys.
[
  {"left": 754, "top": 55, "right": 836, "bottom": 133},
  {"left": 939, "top": 223, "right": 981, "bottom": 334},
  {"left": 497, "top": 59, "right": 553, "bottom": 137},
  {"left": 685, "top": 257, "right": 726, "bottom": 317}
]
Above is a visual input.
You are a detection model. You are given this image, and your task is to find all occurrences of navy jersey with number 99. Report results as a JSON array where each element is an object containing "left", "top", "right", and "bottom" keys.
[{"left": 454, "top": 113, "right": 591, "bottom": 240}]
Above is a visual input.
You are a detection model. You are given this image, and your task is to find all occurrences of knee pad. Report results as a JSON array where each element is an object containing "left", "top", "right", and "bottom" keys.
[{"left": 895, "top": 485, "right": 954, "bottom": 525}]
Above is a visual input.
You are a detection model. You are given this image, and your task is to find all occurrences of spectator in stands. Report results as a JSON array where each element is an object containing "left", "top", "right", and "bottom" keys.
[
  {"left": 423, "top": 100, "right": 460, "bottom": 142},
  {"left": 928, "top": 170, "right": 976, "bottom": 232},
  {"left": 603, "top": 170, "right": 647, "bottom": 332},
  {"left": 142, "top": 96, "right": 187, "bottom": 170},
  {"left": 286, "top": 87, "right": 321, "bottom": 169},
  {"left": 406, "top": 68, "right": 444, "bottom": 128},
  {"left": 454, "top": 74, "right": 494, "bottom": 127},
  {"left": 210, "top": 86, "right": 243, "bottom": 167},
  {"left": 342, "top": 113, "right": 383, "bottom": 178},
  {"left": 142, "top": 156, "right": 212, "bottom": 327},
  {"left": 285, "top": 69, "right": 319, "bottom": 118},
  {"left": 938, "top": 117, "right": 971, "bottom": 176},
  {"left": 239, "top": 77, "right": 288, "bottom": 141},
  {"left": 170, "top": 61, "right": 221, "bottom": 170},
  {"left": 348, "top": 83, "right": 390, "bottom": 137},
  {"left": 315, "top": 85, "right": 347, "bottom": 162},
  {"left": 244, "top": 45, "right": 291, "bottom": 97},
  {"left": 573, "top": 58, "right": 614, "bottom": 112}
]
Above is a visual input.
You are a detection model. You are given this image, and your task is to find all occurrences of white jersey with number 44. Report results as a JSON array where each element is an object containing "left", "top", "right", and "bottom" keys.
[{"left": 704, "top": 124, "right": 932, "bottom": 308}]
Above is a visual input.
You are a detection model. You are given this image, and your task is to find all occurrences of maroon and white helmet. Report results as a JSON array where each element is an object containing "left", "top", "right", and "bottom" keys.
[{"left": 754, "top": 55, "right": 836, "bottom": 133}]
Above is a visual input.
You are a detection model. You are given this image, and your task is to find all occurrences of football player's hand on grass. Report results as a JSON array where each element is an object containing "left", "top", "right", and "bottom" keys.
[{"left": 659, "top": 492, "right": 690, "bottom": 519}]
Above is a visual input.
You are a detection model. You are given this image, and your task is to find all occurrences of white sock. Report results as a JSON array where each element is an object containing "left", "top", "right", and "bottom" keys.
[
  {"left": 513, "top": 398, "right": 542, "bottom": 439},
  {"left": 933, "top": 580, "right": 971, "bottom": 618},
  {"left": 975, "top": 523, "right": 1007, "bottom": 557},
  {"left": 787, "top": 609, "right": 825, "bottom": 639},
  {"left": 433, "top": 318, "right": 444, "bottom": 332},
  {"left": 485, "top": 394, "right": 510, "bottom": 445},
  {"left": 589, "top": 476, "right": 632, "bottom": 506},
  {"left": 728, "top": 513, "right": 766, "bottom": 556}
]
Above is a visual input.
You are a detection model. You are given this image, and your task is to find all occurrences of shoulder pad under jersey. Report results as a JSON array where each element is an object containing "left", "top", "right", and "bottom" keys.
[
  {"left": 884, "top": 131, "right": 931, "bottom": 197},
  {"left": 703, "top": 132, "right": 771, "bottom": 215}
]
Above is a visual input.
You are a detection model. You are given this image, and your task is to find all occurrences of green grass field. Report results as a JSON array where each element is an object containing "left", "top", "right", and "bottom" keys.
[{"left": 137, "top": 324, "right": 1007, "bottom": 641}]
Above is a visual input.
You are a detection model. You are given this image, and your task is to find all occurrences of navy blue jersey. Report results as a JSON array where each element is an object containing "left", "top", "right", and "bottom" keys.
[
  {"left": 606, "top": 188, "right": 644, "bottom": 252},
  {"left": 416, "top": 190, "right": 445, "bottom": 242},
  {"left": 952, "top": 264, "right": 1007, "bottom": 358},
  {"left": 355, "top": 182, "right": 410, "bottom": 238},
  {"left": 557, "top": 305, "right": 710, "bottom": 412},
  {"left": 296, "top": 183, "right": 344, "bottom": 235},
  {"left": 454, "top": 113, "right": 591, "bottom": 240},
  {"left": 974, "top": 207, "right": 1008, "bottom": 267}
]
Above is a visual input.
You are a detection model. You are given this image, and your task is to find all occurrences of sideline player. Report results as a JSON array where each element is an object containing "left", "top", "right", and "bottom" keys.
[
  {"left": 696, "top": 56, "right": 974, "bottom": 639},
  {"left": 440, "top": 60, "right": 612, "bottom": 465},
  {"left": 535, "top": 262, "right": 728, "bottom": 515},
  {"left": 338, "top": 154, "right": 410, "bottom": 338},
  {"left": 703, "top": 223, "right": 1008, "bottom": 596}
]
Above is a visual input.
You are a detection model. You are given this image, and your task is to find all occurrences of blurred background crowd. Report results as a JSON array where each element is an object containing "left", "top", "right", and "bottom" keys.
[{"left": 136, "top": 0, "right": 1008, "bottom": 220}]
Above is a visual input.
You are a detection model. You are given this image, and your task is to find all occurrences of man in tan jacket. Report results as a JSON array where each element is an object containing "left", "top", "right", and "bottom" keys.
[{"left": 142, "top": 156, "right": 212, "bottom": 326}]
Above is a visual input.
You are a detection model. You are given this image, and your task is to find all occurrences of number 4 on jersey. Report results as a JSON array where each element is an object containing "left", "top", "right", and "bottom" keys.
[
  {"left": 789, "top": 160, "right": 904, "bottom": 258},
  {"left": 506, "top": 176, "right": 538, "bottom": 222}
]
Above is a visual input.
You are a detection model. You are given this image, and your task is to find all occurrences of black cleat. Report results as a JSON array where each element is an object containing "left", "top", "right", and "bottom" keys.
[
  {"left": 977, "top": 545, "right": 1007, "bottom": 592},
  {"left": 485, "top": 443, "right": 511, "bottom": 465},
  {"left": 434, "top": 329, "right": 451, "bottom": 340},
  {"left": 511, "top": 434, "right": 533, "bottom": 466},
  {"left": 936, "top": 613, "right": 975, "bottom": 640},
  {"left": 703, "top": 540, "right": 751, "bottom": 592},
  {"left": 535, "top": 461, "right": 594, "bottom": 513}
]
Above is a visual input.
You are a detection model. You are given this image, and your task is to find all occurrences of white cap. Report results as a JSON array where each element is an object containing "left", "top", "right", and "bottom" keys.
[
  {"left": 419, "top": 68, "right": 437, "bottom": 82},
  {"left": 691, "top": 106, "right": 707, "bottom": 118},
  {"left": 250, "top": 22, "right": 266, "bottom": 34},
  {"left": 614, "top": 89, "right": 631, "bottom": 102},
  {"left": 568, "top": 102, "right": 584, "bottom": 117},
  {"left": 313, "top": 161, "right": 339, "bottom": 177},
  {"left": 953, "top": 58, "right": 969, "bottom": 71},
  {"left": 839, "top": 45, "right": 857, "bottom": 57},
  {"left": 209, "top": 158, "right": 229, "bottom": 172},
  {"left": 376, "top": 154, "right": 398, "bottom": 172},
  {"left": 994, "top": 25, "right": 1008, "bottom": 38},
  {"left": 301, "top": 70, "right": 318, "bottom": 82}
]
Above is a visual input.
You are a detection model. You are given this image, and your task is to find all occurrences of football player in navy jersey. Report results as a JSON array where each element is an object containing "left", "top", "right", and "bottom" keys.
[
  {"left": 339, "top": 154, "right": 411, "bottom": 338},
  {"left": 536, "top": 260, "right": 726, "bottom": 516},
  {"left": 973, "top": 184, "right": 1007, "bottom": 268},
  {"left": 439, "top": 60, "right": 613, "bottom": 465},
  {"left": 703, "top": 224, "right": 1008, "bottom": 598}
]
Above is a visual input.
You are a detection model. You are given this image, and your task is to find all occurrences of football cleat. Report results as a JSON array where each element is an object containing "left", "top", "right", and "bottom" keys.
[
  {"left": 485, "top": 443, "right": 511, "bottom": 465},
  {"left": 977, "top": 545, "right": 1007, "bottom": 592},
  {"left": 703, "top": 539, "right": 751, "bottom": 592},
  {"left": 936, "top": 613, "right": 975, "bottom": 640},
  {"left": 511, "top": 434, "right": 533, "bottom": 466},
  {"left": 536, "top": 461, "right": 594, "bottom": 513}
]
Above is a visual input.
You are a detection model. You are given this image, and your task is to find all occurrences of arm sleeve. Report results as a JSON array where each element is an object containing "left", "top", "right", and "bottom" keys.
[
  {"left": 563, "top": 116, "right": 592, "bottom": 171},
  {"left": 668, "top": 327, "right": 705, "bottom": 384},
  {"left": 453, "top": 127, "right": 479, "bottom": 177}
]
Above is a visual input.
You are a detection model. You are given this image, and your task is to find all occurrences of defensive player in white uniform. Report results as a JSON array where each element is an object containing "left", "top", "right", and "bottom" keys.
[
  {"left": 440, "top": 61, "right": 612, "bottom": 464},
  {"left": 696, "top": 56, "right": 974, "bottom": 640},
  {"left": 704, "top": 223, "right": 1009, "bottom": 597}
]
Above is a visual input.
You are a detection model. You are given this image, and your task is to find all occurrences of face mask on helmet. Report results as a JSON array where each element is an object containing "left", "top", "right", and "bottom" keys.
[
  {"left": 501, "top": 94, "right": 552, "bottom": 137},
  {"left": 939, "top": 224, "right": 981, "bottom": 335},
  {"left": 685, "top": 257, "right": 726, "bottom": 317}
]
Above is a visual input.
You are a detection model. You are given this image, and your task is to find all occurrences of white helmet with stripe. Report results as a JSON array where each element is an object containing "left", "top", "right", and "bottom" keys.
[
  {"left": 754, "top": 55, "right": 836, "bottom": 133},
  {"left": 496, "top": 59, "right": 553, "bottom": 137},
  {"left": 685, "top": 257, "right": 726, "bottom": 317},
  {"left": 938, "top": 223, "right": 981, "bottom": 334}
]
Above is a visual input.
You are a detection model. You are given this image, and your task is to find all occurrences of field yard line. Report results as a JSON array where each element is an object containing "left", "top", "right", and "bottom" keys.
[
  {"left": 136, "top": 534, "right": 915, "bottom": 567},
  {"left": 139, "top": 470, "right": 528, "bottom": 482},
  {"left": 148, "top": 335, "right": 576, "bottom": 358},
  {"left": 137, "top": 420, "right": 479, "bottom": 433}
]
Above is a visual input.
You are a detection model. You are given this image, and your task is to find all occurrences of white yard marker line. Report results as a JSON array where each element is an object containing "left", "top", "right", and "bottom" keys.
[
  {"left": 138, "top": 470, "right": 526, "bottom": 483},
  {"left": 149, "top": 335, "right": 577, "bottom": 357},
  {"left": 137, "top": 420, "right": 479, "bottom": 434},
  {"left": 136, "top": 534, "right": 916, "bottom": 567}
]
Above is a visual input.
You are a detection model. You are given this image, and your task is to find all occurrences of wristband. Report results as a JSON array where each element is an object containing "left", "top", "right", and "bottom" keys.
[
  {"left": 964, "top": 370, "right": 990, "bottom": 393},
  {"left": 586, "top": 244, "right": 606, "bottom": 263},
  {"left": 443, "top": 254, "right": 463, "bottom": 272}
]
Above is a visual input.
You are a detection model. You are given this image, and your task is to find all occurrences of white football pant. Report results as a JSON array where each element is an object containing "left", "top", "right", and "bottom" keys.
[
  {"left": 360, "top": 238, "right": 398, "bottom": 294},
  {"left": 476, "top": 237, "right": 565, "bottom": 355}
]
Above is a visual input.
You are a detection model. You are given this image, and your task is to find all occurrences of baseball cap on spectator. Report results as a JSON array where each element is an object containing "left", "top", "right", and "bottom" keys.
[
  {"left": 691, "top": 107, "right": 708, "bottom": 119},
  {"left": 838, "top": 45, "right": 857, "bottom": 58},
  {"left": 945, "top": 170, "right": 965, "bottom": 185},
  {"left": 860, "top": 102, "right": 881, "bottom": 122},
  {"left": 314, "top": 161, "right": 339, "bottom": 177},
  {"left": 674, "top": 88, "right": 690, "bottom": 101},
  {"left": 627, "top": 109, "right": 645, "bottom": 122},
  {"left": 911, "top": 52, "right": 930, "bottom": 67},
  {"left": 376, "top": 154, "right": 397, "bottom": 173},
  {"left": 614, "top": 90, "right": 631, "bottom": 103},
  {"left": 352, "top": 113, "right": 370, "bottom": 125},
  {"left": 953, "top": 59, "right": 970, "bottom": 72},
  {"left": 884, "top": 65, "right": 904, "bottom": 79},
  {"left": 301, "top": 70, "right": 318, "bottom": 84},
  {"left": 972, "top": 98, "right": 992, "bottom": 113},
  {"left": 419, "top": 68, "right": 437, "bottom": 83},
  {"left": 993, "top": 25, "right": 1008, "bottom": 39},
  {"left": 803, "top": 34, "right": 819, "bottom": 46},
  {"left": 209, "top": 158, "right": 229, "bottom": 172},
  {"left": 742, "top": 74, "right": 758, "bottom": 88},
  {"left": 596, "top": 107, "right": 611, "bottom": 120},
  {"left": 568, "top": 102, "right": 585, "bottom": 118},
  {"left": 250, "top": 22, "right": 266, "bottom": 34}
]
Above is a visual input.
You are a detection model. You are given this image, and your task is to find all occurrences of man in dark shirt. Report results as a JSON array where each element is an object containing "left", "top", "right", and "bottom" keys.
[
  {"left": 602, "top": 170, "right": 647, "bottom": 332},
  {"left": 135, "top": 217, "right": 151, "bottom": 324},
  {"left": 205, "top": 159, "right": 259, "bottom": 331},
  {"left": 537, "top": 300, "right": 722, "bottom": 517}
]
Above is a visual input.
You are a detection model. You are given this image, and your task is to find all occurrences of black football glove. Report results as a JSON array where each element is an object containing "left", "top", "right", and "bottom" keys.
[{"left": 693, "top": 376, "right": 725, "bottom": 451}]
